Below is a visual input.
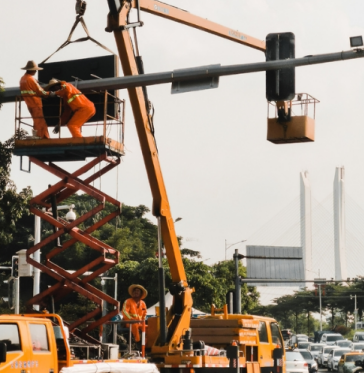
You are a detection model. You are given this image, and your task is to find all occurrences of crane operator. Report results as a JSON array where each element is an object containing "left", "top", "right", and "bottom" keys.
[{"left": 121, "top": 284, "right": 148, "bottom": 349}]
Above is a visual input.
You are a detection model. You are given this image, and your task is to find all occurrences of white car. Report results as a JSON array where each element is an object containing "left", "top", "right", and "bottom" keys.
[
  {"left": 317, "top": 346, "right": 339, "bottom": 368},
  {"left": 327, "top": 348, "right": 351, "bottom": 371},
  {"left": 335, "top": 340, "right": 352, "bottom": 349},
  {"left": 321, "top": 334, "right": 345, "bottom": 346},
  {"left": 351, "top": 343, "right": 364, "bottom": 352},
  {"left": 286, "top": 351, "right": 309, "bottom": 373},
  {"left": 308, "top": 343, "right": 325, "bottom": 360}
]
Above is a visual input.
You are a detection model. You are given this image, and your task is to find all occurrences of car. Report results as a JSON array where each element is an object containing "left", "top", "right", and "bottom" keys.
[
  {"left": 337, "top": 352, "right": 364, "bottom": 373},
  {"left": 317, "top": 346, "right": 339, "bottom": 368},
  {"left": 288, "top": 335, "right": 310, "bottom": 349},
  {"left": 327, "top": 348, "right": 351, "bottom": 371},
  {"left": 314, "top": 330, "right": 338, "bottom": 343},
  {"left": 308, "top": 343, "right": 325, "bottom": 360},
  {"left": 321, "top": 333, "right": 345, "bottom": 346},
  {"left": 353, "top": 333, "right": 364, "bottom": 343},
  {"left": 282, "top": 329, "right": 292, "bottom": 340},
  {"left": 336, "top": 340, "right": 353, "bottom": 349},
  {"left": 297, "top": 342, "right": 311, "bottom": 350},
  {"left": 286, "top": 350, "right": 309, "bottom": 373},
  {"left": 351, "top": 343, "right": 364, "bottom": 352},
  {"left": 296, "top": 349, "right": 318, "bottom": 373}
]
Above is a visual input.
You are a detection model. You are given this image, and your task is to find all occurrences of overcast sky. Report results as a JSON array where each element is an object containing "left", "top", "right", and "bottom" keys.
[{"left": 2, "top": 1, "right": 364, "bottom": 293}]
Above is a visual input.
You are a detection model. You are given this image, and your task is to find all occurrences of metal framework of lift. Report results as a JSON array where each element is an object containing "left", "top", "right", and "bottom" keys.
[
  {"left": 13, "top": 90, "right": 125, "bottom": 336},
  {"left": 25, "top": 153, "right": 121, "bottom": 335}
]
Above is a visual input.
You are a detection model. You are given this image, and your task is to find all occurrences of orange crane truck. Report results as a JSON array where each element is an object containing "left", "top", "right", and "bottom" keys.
[{"left": 105, "top": 1, "right": 286, "bottom": 372}]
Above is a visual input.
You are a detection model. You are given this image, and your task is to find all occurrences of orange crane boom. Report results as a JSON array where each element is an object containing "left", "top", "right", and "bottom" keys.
[{"left": 135, "top": 0, "right": 266, "bottom": 52}]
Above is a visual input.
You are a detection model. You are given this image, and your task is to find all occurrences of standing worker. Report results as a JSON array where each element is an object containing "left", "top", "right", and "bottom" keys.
[
  {"left": 20, "top": 60, "right": 52, "bottom": 139},
  {"left": 45, "top": 78, "right": 96, "bottom": 138},
  {"left": 121, "top": 284, "right": 148, "bottom": 349}
]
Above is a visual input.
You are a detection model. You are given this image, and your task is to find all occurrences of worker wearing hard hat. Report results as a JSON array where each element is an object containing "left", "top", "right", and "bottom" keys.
[
  {"left": 20, "top": 61, "right": 52, "bottom": 139},
  {"left": 45, "top": 78, "right": 96, "bottom": 138},
  {"left": 121, "top": 284, "right": 148, "bottom": 347}
]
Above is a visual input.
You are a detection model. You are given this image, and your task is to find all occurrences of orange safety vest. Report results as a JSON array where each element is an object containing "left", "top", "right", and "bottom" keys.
[
  {"left": 20, "top": 73, "right": 49, "bottom": 108},
  {"left": 54, "top": 81, "right": 94, "bottom": 112},
  {"left": 121, "top": 298, "right": 147, "bottom": 321}
]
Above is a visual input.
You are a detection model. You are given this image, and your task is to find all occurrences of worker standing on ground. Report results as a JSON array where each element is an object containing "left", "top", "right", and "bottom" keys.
[
  {"left": 20, "top": 61, "right": 52, "bottom": 139},
  {"left": 45, "top": 78, "right": 96, "bottom": 138},
  {"left": 121, "top": 284, "right": 148, "bottom": 348}
]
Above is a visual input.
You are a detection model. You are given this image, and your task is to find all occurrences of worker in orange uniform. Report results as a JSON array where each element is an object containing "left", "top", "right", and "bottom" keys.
[
  {"left": 45, "top": 78, "right": 96, "bottom": 138},
  {"left": 121, "top": 284, "right": 148, "bottom": 348},
  {"left": 20, "top": 61, "right": 52, "bottom": 139}
]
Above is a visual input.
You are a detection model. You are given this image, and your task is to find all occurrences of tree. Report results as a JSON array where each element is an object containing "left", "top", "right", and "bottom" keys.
[{"left": 0, "top": 133, "right": 32, "bottom": 252}]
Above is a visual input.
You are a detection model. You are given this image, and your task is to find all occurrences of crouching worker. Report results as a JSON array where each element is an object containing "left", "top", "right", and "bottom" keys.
[
  {"left": 45, "top": 79, "right": 95, "bottom": 138},
  {"left": 121, "top": 284, "right": 147, "bottom": 349}
]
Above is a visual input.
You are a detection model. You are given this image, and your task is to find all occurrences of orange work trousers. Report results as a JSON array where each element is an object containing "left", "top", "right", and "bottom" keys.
[
  {"left": 67, "top": 105, "right": 96, "bottom": 138},
  {"left": 127, "top": 322, "right": 147, "bottom": 343},
  {"left": 28, "top": 106, "right": 50, "bottom": 139}
]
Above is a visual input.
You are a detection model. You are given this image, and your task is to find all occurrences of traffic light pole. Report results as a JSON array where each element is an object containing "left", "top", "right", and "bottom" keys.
[
  {"left": 1, "top": 49, "right": 364, "bottom": 101},
  {"left": 3, "top": 49, "right": 364, "bottom": 101},
  {"left": 14, "top": 277, "right": 19, "bottom": 314}
]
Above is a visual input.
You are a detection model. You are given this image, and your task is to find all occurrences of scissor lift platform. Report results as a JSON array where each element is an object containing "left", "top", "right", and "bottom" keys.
[{"left": 14, "top": 136, "right": 124, "bottom": 162}]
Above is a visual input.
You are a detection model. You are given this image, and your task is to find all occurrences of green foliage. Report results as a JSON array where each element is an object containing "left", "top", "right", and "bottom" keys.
[
  {"left": 262, "top": 281, "right": 364, "bottom": 334},
  {"left": 0, "top": 188, "right": 259, "bottom": 319},
  {"left": 108, "top": 255, "right": 259, "bottom": 315},
  {"left": 0, "top": 133, "right": 32, "bottom": 249}
]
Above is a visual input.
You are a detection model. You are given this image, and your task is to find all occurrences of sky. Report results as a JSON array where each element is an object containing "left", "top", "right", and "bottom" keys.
[{"left": 2, "top": 1, "right": 364, "bottom": 303}]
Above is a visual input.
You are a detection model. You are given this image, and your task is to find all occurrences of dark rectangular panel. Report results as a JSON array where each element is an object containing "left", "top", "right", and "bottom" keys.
[{"left": 39, "top": 55, "right": 119, "bottom": 126}]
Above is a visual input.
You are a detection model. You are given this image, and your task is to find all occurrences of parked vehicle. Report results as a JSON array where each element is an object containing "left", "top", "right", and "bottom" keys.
[
  {"left": 282, "top": 329, "right": 293, "bottom": 340},
  {"left": 286, "top": 350, "right": 309, "bottom": 373},
  {"left": 314, "top": 330, "right": 337, "bottom": 343},
  {"left": 296, "top": 349, "right": 318, "bottom": 373},
  {"left": 337, "top": 352, "right": 364, "bottom": 373},
  {"left": 298, "top": 342, "right": 311, "bottom": 350},
  {"left": 308, "top": 343, "right": 325, "bottom": 359},
  {"left": 353, "top": 333, "right": 364, "bottom": 343},
  {"left": 351, "top": 343, "right": 364, "bottom": 352},
  {"left": 317, "top": 346, "right": 339, "bottom": 368},
  {"left": 327, "top": 348, "right": 351, "bottom": 371},
  {"left": 321, "top": 333, "right": 345, "bottom": 345},
  {"left": 336, "top": 341, "right": 353, "bottom": 349}
]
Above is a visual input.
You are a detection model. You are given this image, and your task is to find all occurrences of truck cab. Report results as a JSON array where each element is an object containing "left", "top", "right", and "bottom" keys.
[{"left": 0, "top": 315, "right": 59, "bottom": 373}]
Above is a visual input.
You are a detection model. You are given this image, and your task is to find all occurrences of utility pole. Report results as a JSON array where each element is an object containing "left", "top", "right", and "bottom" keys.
[
  {"left": 319, "top": 284, "right": 322, "bottom": 331},
  {"left": 351, "top": 294, "right": 357, "bottom": 330}
]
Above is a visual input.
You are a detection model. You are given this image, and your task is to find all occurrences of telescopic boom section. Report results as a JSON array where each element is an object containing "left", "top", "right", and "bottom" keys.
[
  {"left": 135, "top": 0, "right": 266, "bottom": 52},
  {"left": 106, "top": 4, "right": 187, "bottom": 286}
]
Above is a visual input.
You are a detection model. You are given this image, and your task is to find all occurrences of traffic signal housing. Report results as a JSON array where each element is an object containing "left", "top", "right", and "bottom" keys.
[
  {"left": 266, "top": 32, "right": 295, "bottom": 101},
  {"left": 11, "top": 256, "right": 19, "bottom": 278}
]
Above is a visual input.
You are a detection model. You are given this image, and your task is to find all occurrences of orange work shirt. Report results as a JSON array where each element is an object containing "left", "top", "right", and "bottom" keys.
[
  {"left": 54, "top": 81, "right": 93, "bottom": 112},
  {"left": 121, "top": 298, "right": 147, "bottom": 321},
  {"left": 20, "top": 73, "right": 50, "bottom": 108}
]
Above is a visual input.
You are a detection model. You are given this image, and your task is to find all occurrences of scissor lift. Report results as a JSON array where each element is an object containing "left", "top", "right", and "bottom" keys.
[{"left": 13, "top": 93, "right": 125, "bottom": 337}]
